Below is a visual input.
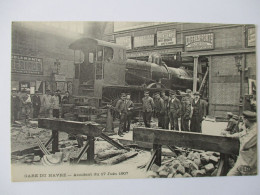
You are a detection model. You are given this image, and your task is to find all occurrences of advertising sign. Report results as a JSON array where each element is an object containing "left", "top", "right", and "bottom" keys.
[
  {"left": 185, "top": 33, "right": 214, "bottom": 51},
  {"left": 11, "top": 55, "right": 43, "bottom": 74},
  {"left": 157, "top": 29, "right": 176, "bottom": 46},
  {"left": 247, "top": 28, "right": 256, "bottom": 47},
  {"left": 134, "top": 34, "right": 154, "bottom": 48},
  {"left": 116, "top": 36, "right": 132, "bottom": 50}
]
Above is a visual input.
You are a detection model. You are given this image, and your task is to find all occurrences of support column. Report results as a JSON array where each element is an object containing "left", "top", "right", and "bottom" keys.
[
  {"left": 193, "top": 56, "right": 199, "bottom": 92},
  {"left": 52, "top": 130, "right": 59, "bottom": 153},
  {"left": 153, "top": 144, "right": 162, "bottom": 166},
  {"left": 86, "top": 136, "right": 95, "bottom": 164}
]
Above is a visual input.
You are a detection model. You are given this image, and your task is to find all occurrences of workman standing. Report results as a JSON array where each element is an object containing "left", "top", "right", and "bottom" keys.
[
  {"left": 161, "top": 91, "right": 170, "bottom": 129},
  {"left": 32, "top": 91, "right": 41, "bottom": 118},
  {"left": 226, "top": 111, "right": 257, "bottom": 176},
  {"left": 142, "top": 91, "right": 154, "bottom": 128},
  {"left": 21, "top": 89, "right": 32, "bottom": 121},
  {"left": 115, "top": 93, "right": 127, "bottom": 137},
  {"left": 50, "top": 90, "right": 60, "bottom": 118},
  {"left": 11, "top": 88, "right": 20, "bottom": 123},
  {"left": 190, "top": 92, "right": 207, "bottom": 133},
  {"left": 61, "top": 91, "right": 72, "bottom": 118},
  {"left": 42, "top": 89, "right": 52, "bottom": 118},
  {"left": 168, "top": 90, "right": 181, "bottom": 130},
  {"left": 181, "top": 92, "right": 192, "bottom": 131},
  {"left": 125, "top": 93, "right": 134, "bottom": 133},
  {"left": 153, "top": 92, "right": 164, "bottom": 128}
]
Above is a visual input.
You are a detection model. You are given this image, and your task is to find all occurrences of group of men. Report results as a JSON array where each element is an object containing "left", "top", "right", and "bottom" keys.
[
  {"left": 142, "top": 89, "right": 207, "bottom": 133},
  {"left": 115, "top": 89, "right": 207, "bottom": 136},
  {"left": 115, "top": 93, "right": 134, "bottom": 137},
  {"left": 11, "top": 88, "right": 72, "bottom": 123}
]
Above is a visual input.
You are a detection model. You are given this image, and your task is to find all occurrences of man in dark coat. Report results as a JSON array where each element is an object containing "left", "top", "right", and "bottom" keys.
[
  {"left": 125, "top": 93, "right": 134, "bottom": 133},
  {"left": 168, "top": 90, "right": 182, "bottom": 130},
  {"left": 32, "top": 91, "right": 41, "bottom": 118},
  {"left": 153, "top": 92, "right": 164, "bottom": 128},
  {"left": 11, "top": 88, "right": 20, "bottom": 123},
  {"left": 161, "top": 91, "right": 170, "bottom": 129},
  {"left": 142, "top": 91, "right": 154, "bottom": 128},
  {"left": 190, "top": 92, "right": 207, "bottom": 133},
  {"left": 181, "top": 92, "right": 192, "bottom": 131},
  {"left": 115, "top": 93, "right": 127, "bottom": 137}
]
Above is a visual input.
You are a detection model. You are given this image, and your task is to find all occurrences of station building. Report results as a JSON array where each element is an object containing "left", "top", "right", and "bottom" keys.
[
  {"left": 11, "top": 22, "right": 83, "bottom": 95},
  {"left": 104, "top": 22, "right": 256, "bottom": 117}
]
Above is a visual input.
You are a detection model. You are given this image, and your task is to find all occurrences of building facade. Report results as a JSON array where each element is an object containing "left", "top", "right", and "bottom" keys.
[
  {"left": 105, "top": 22, "right": 256, "bottom": 117},
  {"left": 11, "top": 22, "right": 83, "bottom": 95}
]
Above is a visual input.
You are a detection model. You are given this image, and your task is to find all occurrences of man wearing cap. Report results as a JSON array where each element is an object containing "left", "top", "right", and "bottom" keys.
[
  {"left": 32, "top": 91, "right": 41, "bottom": 118},
  {"left": 154, "top": 92, "right": 164, "bottom": 128},
  {"left": 161, "top": 91, "right": 170, "bottom": 129},
  {"left": 115, "top": 93, "right": 127, "bottom": 136},
  {"left": 181, "top": 92, "right": 192, "bottom": 131},
  {"left": 226, "top": 111, "right": 257, "bottom": 176},
  {"left": 125, "top": 93, "right": 134, "bottom": 133},
  {"left": 190, "top": 92, "right": 207, "bottom": 133},
  {"left": 168, "top": 90, "right": 181, "bottom": 130},
  {"left": 42, "top": 89, "right": 52, "bottom": 118},
  {"left": 142, "top": 91, "right": 154, "bottom": 128},
  {"left": 11, "top": 88, "right": 20, "bottom": 123}
]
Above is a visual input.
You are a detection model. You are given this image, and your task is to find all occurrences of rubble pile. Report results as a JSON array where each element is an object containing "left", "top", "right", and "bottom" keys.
[{"left": 146, "top": 149, "right": 225, "bottom": 178}]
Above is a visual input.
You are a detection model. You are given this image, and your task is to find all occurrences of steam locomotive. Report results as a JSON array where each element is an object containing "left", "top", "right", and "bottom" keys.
[{"left": 69, "top": 37, "right": 195, "bottom": 106}]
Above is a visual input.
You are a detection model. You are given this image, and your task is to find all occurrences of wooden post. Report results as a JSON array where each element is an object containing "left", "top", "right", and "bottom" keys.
[
  {"left": 52, "top": 130, "right": 59, "bottom": 153},
  {"left": 153, "top": 144, "right": 162, "bottom": 166},
  {"left": 193, "top": 56, "right": 199, "bottom": 92},
  {"left": 86, "top": 136, "right": 95, "bottom": 164}
]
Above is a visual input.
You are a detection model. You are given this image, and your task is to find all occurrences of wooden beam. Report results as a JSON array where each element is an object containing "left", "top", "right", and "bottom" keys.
[
  {"left": 133, "top": 128, "right": 240, "bottom": 155},
  {"left": 38, "top": 118, "right": 103, "bottom": 137}
]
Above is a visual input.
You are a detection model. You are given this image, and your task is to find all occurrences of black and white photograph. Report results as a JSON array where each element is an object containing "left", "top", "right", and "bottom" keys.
[{"left": 10, "top": 21, "right": 257, "bottom": 182}]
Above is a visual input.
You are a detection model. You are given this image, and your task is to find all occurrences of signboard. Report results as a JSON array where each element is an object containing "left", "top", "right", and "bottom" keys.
[
  {"left": 247, "top": 28, "right": 256, "bottom": 47},
  {"left": 134, "top": 34, "right": 154, "bottom": 48},
  {"left": 11, "top": 55, "right": 43, "bottom": 74},
  {"left": 157, "top": 29, "right": 176, "bottom": 46},
  {"left": 116, "top": 36, "right": 132, "bottom": 50},
  {"left": 54, "top": 74, "right": 66, "bottom": 82},
  {"left": 126, "top": 48, "right": 180, "bottom": 58},
  {"left": 185, "top": 33, "right": 214, "bottom": 51}
]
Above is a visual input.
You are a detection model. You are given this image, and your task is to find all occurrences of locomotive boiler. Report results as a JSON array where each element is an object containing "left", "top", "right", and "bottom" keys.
[{"left": 69, "top": 37, "right": 195, "bottom": 105}]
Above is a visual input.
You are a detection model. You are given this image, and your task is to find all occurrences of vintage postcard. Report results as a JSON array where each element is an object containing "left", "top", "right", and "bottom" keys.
[{"left": 11, "top": 21, "right": 257, "bottom": 182}]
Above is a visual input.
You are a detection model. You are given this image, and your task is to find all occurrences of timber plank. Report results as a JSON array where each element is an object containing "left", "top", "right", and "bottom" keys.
[
  {"left": 133, "top": 128, "right": 239, "bottom": 155},
  {"left": 38, "top": 118, "right": 102, "bottom": 137}
]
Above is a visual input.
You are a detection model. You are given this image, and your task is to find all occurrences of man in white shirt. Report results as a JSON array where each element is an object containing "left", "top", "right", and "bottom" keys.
[
  {"left": 51, "top": 90, "right": 60, "bottom": 118},
  {"left": 42, "top": 89, "right": 52, "bottom": 118}
]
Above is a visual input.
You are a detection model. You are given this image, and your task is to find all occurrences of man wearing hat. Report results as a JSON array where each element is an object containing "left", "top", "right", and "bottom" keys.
[
  {"left": 115, "top": 93, "right": 128, "bottom": 136},
  {"left": 181, "top": 92, "right": 192, "bottom": 131},
  {"left": 11, "top": 88, "right": 20, "bottom": 123},
  {"left": 190, "top": 92, "right": 207, "bottom": 133},
  {"left": 168, "top": 90, "right": 181, "bottom": 130},
  {"left": 226, "top": 111, "right": 257, "bottom": 176},
  {"left": 32, "top": 91, "right": 41, "bottom": 118},
  {"left": 153, "top": 92, "right": 164, "bottom": 128},
  {"left": 142, "top": 91, "right": 154, "bottom": 128},
  {"left": 125, "top": 93, "right": 134, "bottom": 133},
  {"left": 161, "top": 91, "right": 170, "bottom": 129},
  {"left": 21, "top": 89, "right": 32, "bottom": 120}
]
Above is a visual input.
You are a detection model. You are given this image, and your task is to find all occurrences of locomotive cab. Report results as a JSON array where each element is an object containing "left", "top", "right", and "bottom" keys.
[{"left": 69, "top": 38, "right": 127, "bottom": 104}]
